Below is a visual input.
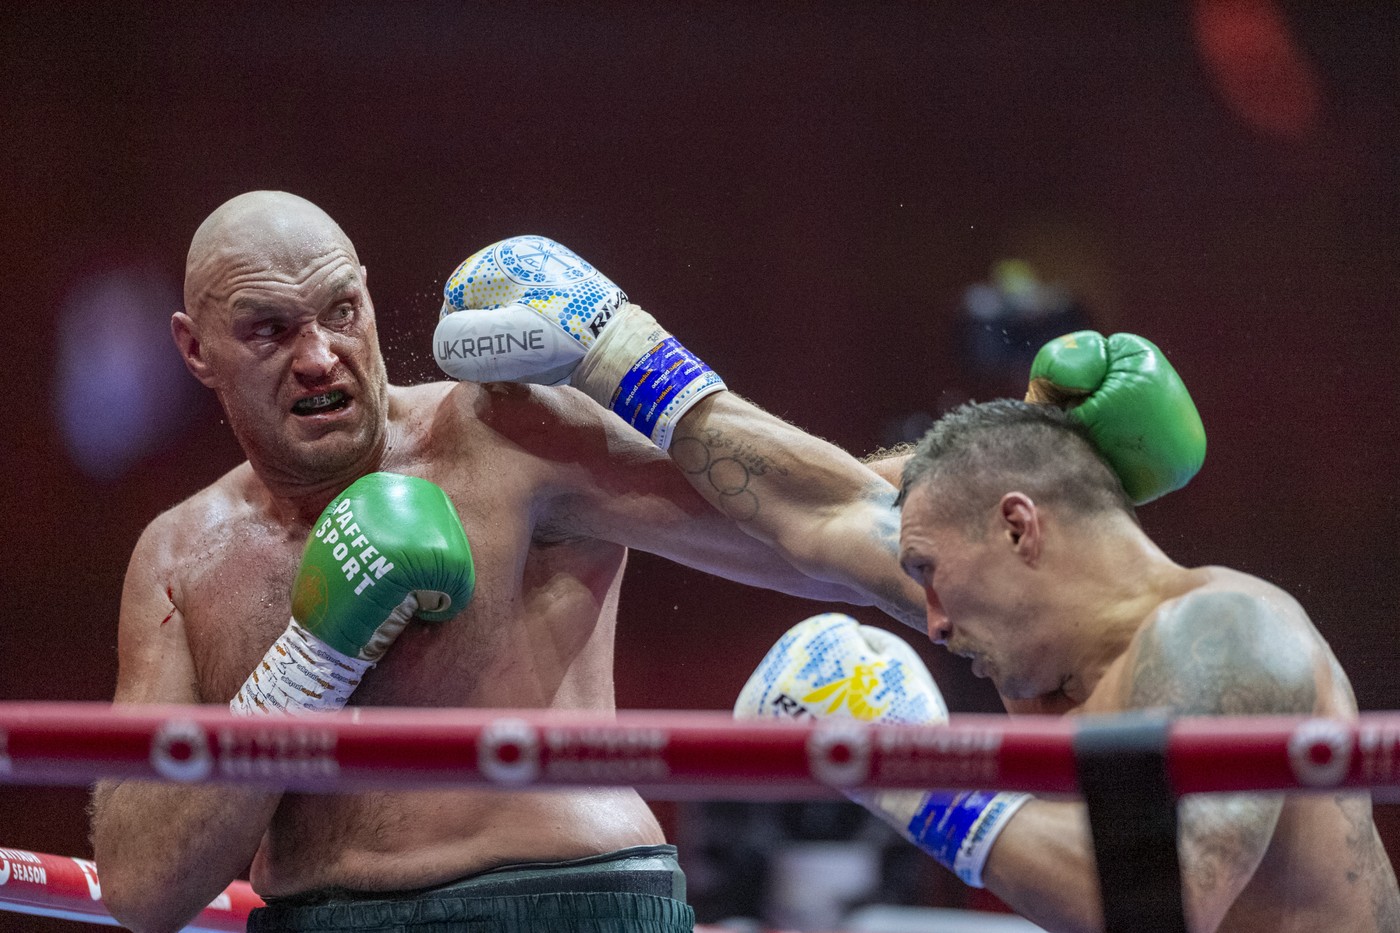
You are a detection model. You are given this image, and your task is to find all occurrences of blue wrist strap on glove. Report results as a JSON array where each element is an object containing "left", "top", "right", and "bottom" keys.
[
  {"left": 610, "top": 337, "right": 725, "bottom": 448},
  {"left": 907, "top": 790, "right": 1032, "bottom": 887}
]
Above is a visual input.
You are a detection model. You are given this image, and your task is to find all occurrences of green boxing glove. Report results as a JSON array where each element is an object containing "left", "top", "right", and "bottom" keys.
[
  {"left": 1025, "top": 331, "right": 1206, "bottom": 505},
  {"left": 231, "top": 472, "right": 475, "bottom": 716}
]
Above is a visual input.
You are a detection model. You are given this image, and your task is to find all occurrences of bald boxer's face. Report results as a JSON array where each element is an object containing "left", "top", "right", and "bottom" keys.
[
  {"left": 899, "top": 482, "right": 1054, "bottom": 699},
  {"left": 177, "top": 240, "right": 390, "bottom": 485}
]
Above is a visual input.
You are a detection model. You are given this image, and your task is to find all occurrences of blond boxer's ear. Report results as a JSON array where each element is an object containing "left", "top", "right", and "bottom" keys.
[{"left": 999, "top": 492, "right": 1041, "bottom": 566}]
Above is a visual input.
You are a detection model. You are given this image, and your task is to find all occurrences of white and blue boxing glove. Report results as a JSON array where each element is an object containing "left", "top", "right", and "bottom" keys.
[
  {"left": 433, "top": 235, "right": 726, "bottom": 449},
  {"left": 736, "top": 614, "right": 1030, "bottom": 888}
]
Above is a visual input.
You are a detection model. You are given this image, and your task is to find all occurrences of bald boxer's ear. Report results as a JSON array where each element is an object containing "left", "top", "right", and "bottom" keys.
[
  {"left": 171, "top": 311, "right": 219, "bottom": 388},
  {"left": 999, "top": 493, "right": 1041, "bottom": 567}
]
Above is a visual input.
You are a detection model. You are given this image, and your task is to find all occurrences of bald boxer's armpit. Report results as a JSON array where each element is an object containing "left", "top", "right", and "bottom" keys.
[{"left": 1126, "top": 591, "right": 1318, "bottom": 715}]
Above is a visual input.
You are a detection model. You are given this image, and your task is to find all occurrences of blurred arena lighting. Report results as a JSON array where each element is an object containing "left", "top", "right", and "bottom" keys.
[
  {"left": 53, "top": 266, "right": 197, "bottom": 481},
  {"left": 1190, "top": 0, "right": 1322, "bottom": 139}
]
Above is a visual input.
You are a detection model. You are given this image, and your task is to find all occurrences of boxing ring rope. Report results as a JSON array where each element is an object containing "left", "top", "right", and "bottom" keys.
[
  {"left": 5, "top": 702, "right": 1400, "bottom": 930},
  {"left": 0, "top": 847, "right": 259, "bottom": 930},
  {"left": 2, "top": 703, "right": 1398, "bottom": 798}
]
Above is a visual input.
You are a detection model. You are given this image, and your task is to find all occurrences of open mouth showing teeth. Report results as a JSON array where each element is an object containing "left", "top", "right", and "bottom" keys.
[{"left": 292, "top": 390, "right": 349, "bottom": 415}]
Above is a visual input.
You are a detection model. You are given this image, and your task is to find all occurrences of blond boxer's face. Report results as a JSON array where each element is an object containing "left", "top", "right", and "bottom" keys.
[
  {"left": 899, "top": 482, "right": 1052, "bottom": 699},
  {"left": 179, "top": 244, "right": 390, "bottom": 484}
]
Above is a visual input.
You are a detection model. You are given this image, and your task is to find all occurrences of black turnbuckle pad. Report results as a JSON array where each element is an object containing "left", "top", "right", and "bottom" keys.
[{"left": 1073, "top": 709, "right": 1189, "bottom": 933}]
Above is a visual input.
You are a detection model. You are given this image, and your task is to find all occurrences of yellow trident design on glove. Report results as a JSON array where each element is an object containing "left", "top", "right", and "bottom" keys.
[{"left": 801, "top": 661, "right": 889, "bottom": 720}]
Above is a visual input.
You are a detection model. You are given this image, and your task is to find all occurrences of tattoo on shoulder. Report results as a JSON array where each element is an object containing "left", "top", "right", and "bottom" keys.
[
  {"left": 1178, "top": 793, "right": 1281, "bottom": 898},
  {"left": 670, "top": 428, "right": 788, "bottom": 522},
  {"left": 1127, "top": 591, "right": 1318, "bottom": 715},
  {"left": 1335, "top": 794, "right": 1400, "bottom": 925}
]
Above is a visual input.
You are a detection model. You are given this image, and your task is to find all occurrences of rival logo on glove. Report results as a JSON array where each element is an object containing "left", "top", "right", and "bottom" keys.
[
  {"left": 588, "top": 307, "right": 614, "bottom": 338},
  {"left": 736, "top": 614, "right": 947, "bottom": 728},
  {"left": 442, "top": 235, "right": 626, "bottom": 347}
]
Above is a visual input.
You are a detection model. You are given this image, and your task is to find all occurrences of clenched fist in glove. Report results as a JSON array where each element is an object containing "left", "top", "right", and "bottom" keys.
[
  {"left": 231, "top": 473, "right": 475, "bottom": 716},
  {"left": 1026, "top": 330, "right": 1205, "bottom": 504},
  {"left": 736, "top": 614, "right": 1029, "bottom": 888},
  {"left": 433, "top": 235, "right": 725, "bottom": 449}
]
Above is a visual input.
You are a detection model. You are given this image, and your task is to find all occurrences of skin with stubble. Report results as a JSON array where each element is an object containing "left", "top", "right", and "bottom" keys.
[
  {"left": 894, "top": 402, "right": 1399, "bottom": 933},
  {"left": 89, "top": 191, "right": 921, "bottom": 933}
]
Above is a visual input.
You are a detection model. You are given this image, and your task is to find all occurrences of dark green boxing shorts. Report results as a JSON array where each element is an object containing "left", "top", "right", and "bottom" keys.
[{"left": 246, "top": 844, "right": 694, "bottom": 933}]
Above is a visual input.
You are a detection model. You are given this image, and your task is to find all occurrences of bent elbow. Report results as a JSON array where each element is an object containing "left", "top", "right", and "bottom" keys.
[{"left": 99, "top": 861, "right": 202, "bottom": 933}]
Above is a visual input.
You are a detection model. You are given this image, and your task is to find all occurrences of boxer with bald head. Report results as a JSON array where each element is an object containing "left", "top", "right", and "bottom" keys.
[{"left": 90, "top": 191, "right": 923, "bottom": 933}]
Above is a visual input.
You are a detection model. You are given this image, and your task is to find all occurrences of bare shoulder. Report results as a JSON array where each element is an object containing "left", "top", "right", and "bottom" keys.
[
  {"left": 1192, "top": 566, "right": 1315, "bottom": 625},
  {"left": 129, "top": 464, "right": 261, "bottom": 576},
  {"left": 116, "top": 465, "right": 263, "bottom": 703},
  {"left": 419, "top": 379, "right": 663, "bottom": 469},
  {"left": 1120, "top": 569, "right": 1325, "bottom": 715},
  {"left": 122, "top": 464, "right": 271, "bottom": 624},
  {"left": 392, "top": 380, "right": 672, "bottom": 542}
]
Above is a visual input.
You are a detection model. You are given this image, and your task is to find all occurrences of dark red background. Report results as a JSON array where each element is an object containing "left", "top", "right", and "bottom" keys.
[{"left": 2, "top": 3, "right": 1397, "bottom": 929}]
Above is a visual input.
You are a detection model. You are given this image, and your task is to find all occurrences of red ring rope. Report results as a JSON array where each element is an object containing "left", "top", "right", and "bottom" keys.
[
  {"left": 2, "top": 703, "right": 1398, "bottom": 799},
  {"left": 0, "top": 846, "right": 260, "bottom": 930}
]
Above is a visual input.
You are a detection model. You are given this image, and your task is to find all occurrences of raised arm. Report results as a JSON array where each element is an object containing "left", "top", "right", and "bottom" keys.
[
  {"left": 432, "top": 236, "right": 923, "bottom": 627},
  {"left": 665, "top": 393, "right": 924, "bottom": 627},
  {"left": 485, "top": 381, "right": 908, "bottom": 613},
  {"left": 429, "top": 238, "right": 1203, "bottom": 635},
  {"left": 91, "top": 517, "right": 284, "bottom": 933},
  {"left": 984, "top": 591, "right": 1318, "bottom": 933}
]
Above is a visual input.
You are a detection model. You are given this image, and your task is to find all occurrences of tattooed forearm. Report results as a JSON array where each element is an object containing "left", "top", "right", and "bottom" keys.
[
  {"left": 671, "top": 428, "right": 789, "bottom": 521},
  {"left": 669, "top": 416, "right": 924, "bottom": 625},
  {"left": 672, "top": 428, "right": 791, "bottom": 481},
  {"left": 1127, "top": 591, "right": 1317, "bottom": 715}
]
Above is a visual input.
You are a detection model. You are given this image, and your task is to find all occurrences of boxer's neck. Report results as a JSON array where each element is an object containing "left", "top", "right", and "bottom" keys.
[
  {"left": 1049, "top": 523, "right": 1194, "bottom": 703},
  {"left": 249, "top": 409, "right": 400, "bottom": 528}
]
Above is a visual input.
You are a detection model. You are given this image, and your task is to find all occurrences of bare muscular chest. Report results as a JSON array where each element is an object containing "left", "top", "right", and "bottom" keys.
[
  {"left": 180, "top": 532, "right": 308, "bottom": 704},
  {"left": 176, "top": 463, "right": 610, "bottom": 710},
  {"left": 184, "top": 522, "right": 532, "bottom": 706}
]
